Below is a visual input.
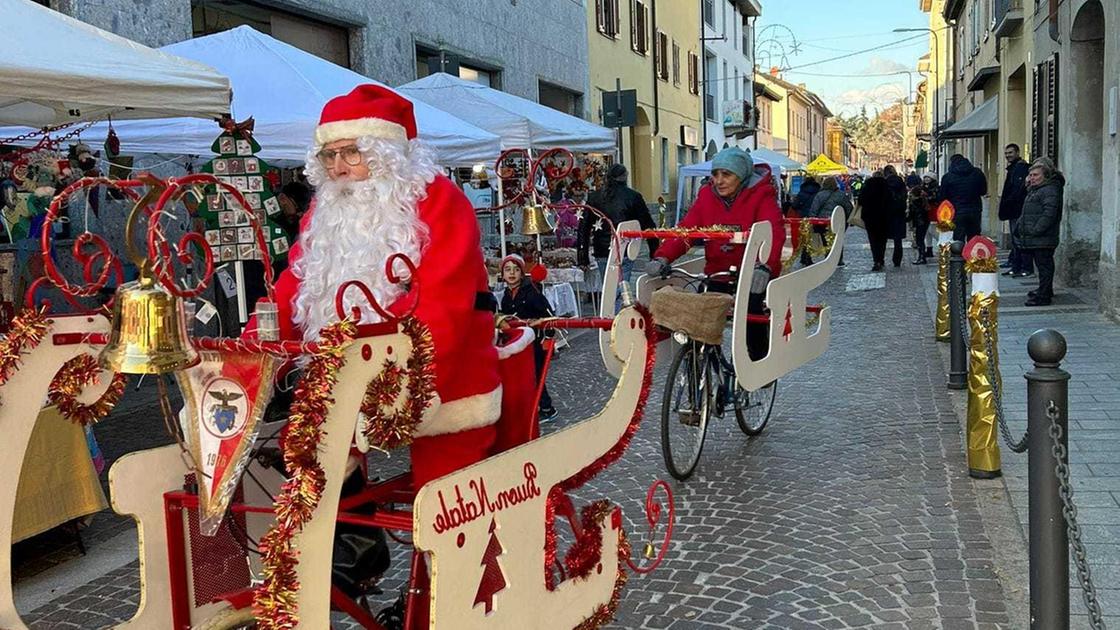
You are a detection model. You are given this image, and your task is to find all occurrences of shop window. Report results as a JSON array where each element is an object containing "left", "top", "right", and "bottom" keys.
[{"left": 192, "top": 1, "right": 350, "bottom": 67}]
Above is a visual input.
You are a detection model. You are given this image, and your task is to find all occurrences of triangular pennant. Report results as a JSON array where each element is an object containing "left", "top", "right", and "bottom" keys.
[{"left": 177, "top": 348, "right": 281, "bottom": 536}]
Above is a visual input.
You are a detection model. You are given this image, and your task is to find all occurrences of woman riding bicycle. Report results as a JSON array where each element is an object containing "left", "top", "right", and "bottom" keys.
[{"left": 646, "top": 147, "right": 786, "bottom": 359}]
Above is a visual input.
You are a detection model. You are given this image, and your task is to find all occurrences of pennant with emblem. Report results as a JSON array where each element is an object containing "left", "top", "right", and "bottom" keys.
[{"left": 177, "top": 349, "right": 281, "bottom": 536}]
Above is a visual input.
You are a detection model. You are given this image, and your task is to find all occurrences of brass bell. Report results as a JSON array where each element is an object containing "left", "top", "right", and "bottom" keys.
[
  {"left": 99, "top": 273, "right": 199, "bottom": 374},
  {"left": 643, "top": 541, "right": 656, "bottom": 559},
  {"left": 521, "top": 204, "right": 554, "bottom": 236}
]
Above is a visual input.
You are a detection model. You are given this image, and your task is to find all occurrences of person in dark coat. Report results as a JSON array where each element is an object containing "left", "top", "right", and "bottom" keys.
[
  {"left": 940, "top": 154, "right": 988, "bottom": 241},
  {"left": 804, "top": 176, "right": 852, "bottom": 266},
  {"left": 579, "top": 163, "right": 657, "bottom": 279},
  {"left": 1014, "top": 159, "right": 1065, "bottom": 307},
  {"left": 498, "top": 254, "right": 557, "bottom": 419},
  {"left": 858, "top": 170, "right": 891, "bottom": 271},
  {"left": 907, "top": 178, "right": 932, "bottom": 264},
  {"left": 882, "top": 165, "right": 909, "bottom": 268},
  {"left": 998, "top": 143, "right": 1032, "bottom": 277},
  {"left": 922, "top": 174, "right": 940, "bottom": 257},
  {"left": 792, "top": 175, "right": 821, "bottom": 217}
]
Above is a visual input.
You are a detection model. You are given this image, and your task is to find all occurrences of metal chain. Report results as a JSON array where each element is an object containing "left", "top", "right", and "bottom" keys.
[
  {"left": 1047, "top": 401, "right": 1106, "bottom": 630},
  {"left": 977, "top": 306, "right": 1029, "bottom": 453}
]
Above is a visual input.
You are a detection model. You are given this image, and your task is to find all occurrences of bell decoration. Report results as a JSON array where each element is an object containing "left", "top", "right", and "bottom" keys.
[
  {"left": 99, "top": 270, "right": 199, "bottom": 374},
  {"left": 521, "top": 203, "right": 554, "bottom": 236}
]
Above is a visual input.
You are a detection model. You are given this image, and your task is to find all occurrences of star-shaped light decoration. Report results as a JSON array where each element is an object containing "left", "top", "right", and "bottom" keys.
[
  {"left": 575, "top": 209, "right": 585, "bottom": 221},
  {"left": 593, "top": 218, "right": 604, "bottom": 232}
]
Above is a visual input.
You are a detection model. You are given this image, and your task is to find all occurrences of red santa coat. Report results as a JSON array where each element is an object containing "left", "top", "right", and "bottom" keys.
[
  {"left": 268, "top": 175, "right": 502, "bottom": 439},
  {"left": 657, "top": 164, "right": 786, "bottom": 277}
]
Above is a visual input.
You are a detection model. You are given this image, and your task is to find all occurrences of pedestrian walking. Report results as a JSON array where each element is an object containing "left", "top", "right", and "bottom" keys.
[
  {"left": 804, "top": 175, "right": 851, "bottom": 266},
  {"left": 1014, "top": 158, "right": 1065, "bottom": 307},
  {"left": 580, "top": 163, "right": 657, "bottom": 283},
  {"left": 998, "top": 143, "right": 1033, "bottom": 278},
  {"left": 940, "top": 154, "right": 987, "bottom": 241},
  {"left": 922, "top": 174, "right": 939, "bottom": 258},
  {"left": 858, "top": 169, "right": 891, "bottom": 271},
  {"left": 907, "top": 177, "right": 931, "bottom": 265},
  {"left": 498, "top": 254, "right": 558, "bottom": 420},
  {"left": 883, "top": 165, "right": 908, "bottom": 268}
]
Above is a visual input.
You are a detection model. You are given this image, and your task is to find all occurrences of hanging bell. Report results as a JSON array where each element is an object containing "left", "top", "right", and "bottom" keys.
[
  {"left": 99, "top": 274, "right": 199, "bottom": 374},
  {"left": 521, "top": 204, "right": 554, "bottom": 236}
]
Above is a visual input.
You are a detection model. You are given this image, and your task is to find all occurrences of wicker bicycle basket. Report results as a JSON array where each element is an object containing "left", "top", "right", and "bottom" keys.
[{"left": 650, "top": 287, "right": 733, "bottom": 345}]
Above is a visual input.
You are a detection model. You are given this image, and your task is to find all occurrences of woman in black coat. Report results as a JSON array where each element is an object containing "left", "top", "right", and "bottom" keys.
[
  {"left": 1014, "top": 159, "right": 1065, "bottom": 307},
  {"left": 498, "top": 254, "right": 557, "bottom": 419}
]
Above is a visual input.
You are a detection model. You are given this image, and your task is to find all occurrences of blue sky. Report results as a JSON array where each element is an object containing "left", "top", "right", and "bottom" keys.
[{"left": 755, "top": 0, "right": 931, "bottom": 117}]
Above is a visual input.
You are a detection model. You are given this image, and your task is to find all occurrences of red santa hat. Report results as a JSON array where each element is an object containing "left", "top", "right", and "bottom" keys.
[{"left": 315, "top": 84, "right": 418, "bottom": 147}]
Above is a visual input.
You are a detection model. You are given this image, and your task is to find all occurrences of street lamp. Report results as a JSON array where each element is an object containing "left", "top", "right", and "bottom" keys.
[{"left": 894, "top": 27, "right": 939, "bottom": 173}]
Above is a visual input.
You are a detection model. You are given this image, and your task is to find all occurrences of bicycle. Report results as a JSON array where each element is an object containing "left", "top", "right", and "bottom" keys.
[{"left": 656, "top": 268, "right": 778, "bottom": 480}]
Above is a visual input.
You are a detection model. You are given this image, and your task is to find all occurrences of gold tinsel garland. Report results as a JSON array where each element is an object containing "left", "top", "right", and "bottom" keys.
[
  {"left": 782, "top": 221, "right": 835, "bottom": 271},
  {"left": 360, "top": 317, "right": 436, "bottom": 451},
  {"left": 965, "top": 257, "right": 999, "bottom": 274},
  {"left": 253, "top": 319, "right": 356, "bottom": 630},
  {"left": 0, "top": 308, "right": 51, "bottom": 390},
  {"left": 48, "top": 354, "right": 127, "bottom": 425}
]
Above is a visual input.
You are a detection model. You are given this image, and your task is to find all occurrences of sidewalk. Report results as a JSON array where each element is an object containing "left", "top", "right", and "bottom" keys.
[{"left": 922, "top": 259, "right": 1120, "bottom": 628}]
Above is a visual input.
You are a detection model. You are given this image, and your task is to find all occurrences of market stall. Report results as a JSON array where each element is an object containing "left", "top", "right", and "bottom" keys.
[
  {"left": 0, "top": 0, "right": 230, "bottom": 126},
  {"left": 0, "top": 26, "right": 499, "bottom": 167}
]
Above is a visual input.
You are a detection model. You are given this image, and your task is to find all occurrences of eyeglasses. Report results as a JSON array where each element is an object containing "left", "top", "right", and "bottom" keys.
[{"left": 316, "top": 144, "right": 364, "bottom": 168}]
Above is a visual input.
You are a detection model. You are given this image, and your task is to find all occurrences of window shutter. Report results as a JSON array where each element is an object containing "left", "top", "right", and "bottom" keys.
[
  {"left": 1031, "top": 63, "right": 1042, "bottom": 157},
  {"left": 1047, "top": 53, "right": 1059, "bottom": 163},
  {"left": 629, "top": 0, "right": 636, "bottom": 50},
  {"left": 596, "top": 0, "right": 605, "bottom": 33},
  {"left": 613, "top": 0, "right": 620, "bottom": 37}
]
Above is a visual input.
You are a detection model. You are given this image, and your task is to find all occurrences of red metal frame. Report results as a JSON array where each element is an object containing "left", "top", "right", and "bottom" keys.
[{"left": 163, "top": 474, "right": 420, "bottom": 630}]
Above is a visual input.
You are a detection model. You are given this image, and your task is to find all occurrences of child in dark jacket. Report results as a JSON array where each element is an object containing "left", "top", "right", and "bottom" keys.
[{"left": 498, "top": 254, "right": 557, "bottom": 420}]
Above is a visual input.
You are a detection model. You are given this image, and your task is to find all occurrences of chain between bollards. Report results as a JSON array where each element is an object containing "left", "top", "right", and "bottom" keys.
[
  {"left": 947, "top": 241, "right": 968, "bottom": 389},
  {"left": 978, "top": 308, "right": 1028, "bottom": 453}
]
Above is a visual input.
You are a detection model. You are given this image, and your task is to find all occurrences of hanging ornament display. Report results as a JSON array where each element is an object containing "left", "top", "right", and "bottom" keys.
[
  {"left": 48, "top": 354, "right": 127, "bottom": 426},
  {"left": 195, "top": 118, "right": 290, "bottom": 264},
  {"left": 176, "top": 346, "right": 283, "bottom": 536}
]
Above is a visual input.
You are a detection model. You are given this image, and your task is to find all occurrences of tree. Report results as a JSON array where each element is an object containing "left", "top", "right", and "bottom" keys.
[{"left": 473, "top": 518, "right": 507, "bottom": 614}]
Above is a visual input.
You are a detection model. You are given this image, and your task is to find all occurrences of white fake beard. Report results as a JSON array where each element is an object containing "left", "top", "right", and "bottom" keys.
[{"left": 292, "top": 174, "right": 428, "bottom": 341}]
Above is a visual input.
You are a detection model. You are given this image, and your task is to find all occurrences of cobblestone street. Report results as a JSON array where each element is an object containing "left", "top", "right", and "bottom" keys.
[{"left": 13, "top": 237, "right": 1033, "bottom": 629}]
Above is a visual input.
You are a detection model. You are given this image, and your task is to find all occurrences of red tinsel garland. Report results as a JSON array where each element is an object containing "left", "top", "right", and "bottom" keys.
[
  {"left": 562, "top": 500, "right": 611, "bottom": 581},
  {"left": 573, "top": 514, "right": 631, "bottom": 630},
  {"left": 48, "top": 354, "right": 127, "bottom": 425},
  {"left": 0, "top": 308, "right": 51, "bottom": 390},
  {"left": 252, "top": 319, "right": 356, "bottom": 630},
  {"left": 360, "top": 317, "right": 436, "bottom": 451},
  {"left": 544, "top": 305, "right": 657, "bottom": 591}
]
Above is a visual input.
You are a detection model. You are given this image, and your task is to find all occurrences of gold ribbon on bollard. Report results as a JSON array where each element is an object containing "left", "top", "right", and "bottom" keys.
[
  {"left": 966, "top": 291, "right": 1002, "bottom": 477},
  {"left": 935, "top": 244, "right": 951, "bottom": 341}
]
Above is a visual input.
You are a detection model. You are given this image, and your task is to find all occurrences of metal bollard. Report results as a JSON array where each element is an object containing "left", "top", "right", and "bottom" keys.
[
  {"left": 1025, "top": 329, "right": 1069, "bottom": 630},
  {"left": 948, "top": 241, "right": 968, "bottom": 389},
  {"left": 935, "top": 231, "right": 952, "bottom": 341}
]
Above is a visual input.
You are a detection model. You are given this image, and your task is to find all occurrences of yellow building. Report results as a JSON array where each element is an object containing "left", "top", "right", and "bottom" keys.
[
  {"left": 917, "top": 0, "right": 952, "bottom": 175},
  {"left": 587, "top": 0, "right": 702, "bottom": 211}
]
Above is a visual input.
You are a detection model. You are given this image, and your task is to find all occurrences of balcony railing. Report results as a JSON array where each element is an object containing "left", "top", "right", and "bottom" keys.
[{"left": 994, "top": 0, "right": 1024, "bottom": 38}]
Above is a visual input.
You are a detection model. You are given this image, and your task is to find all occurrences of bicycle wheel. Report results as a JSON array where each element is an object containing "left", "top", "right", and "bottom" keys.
[
  {"left": 734, "top": 379, "right": 777, "bottom": 436},
  {"left": 661, "top": 342, "right": 712, "bottom": 480}
]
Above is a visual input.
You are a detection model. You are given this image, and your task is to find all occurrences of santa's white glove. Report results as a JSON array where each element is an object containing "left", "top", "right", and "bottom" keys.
[{"left": 749, "top": 264, "right": 772, "bottom": 296}]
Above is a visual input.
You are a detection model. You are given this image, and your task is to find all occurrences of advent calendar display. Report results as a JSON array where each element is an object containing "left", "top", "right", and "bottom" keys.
[{"left": 196, "top": 124, "right": 289, "bottom": 263}]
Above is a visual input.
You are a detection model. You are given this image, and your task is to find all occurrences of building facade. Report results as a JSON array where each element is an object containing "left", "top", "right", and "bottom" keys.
[
  {"left": 933, "top": 0, "right": 1120, "bottom": 315},
  {"left": 754, "top": 71, "right": 829, "bottom": 166},
  {"left": 39, "top": 0, "right": 590, "bottom": 117},
  {"left": 587, "top": 0, "right": 702, "bottom": 209},
  {"left": 701, "top": 0, "right": 762, "bottom": 158}
]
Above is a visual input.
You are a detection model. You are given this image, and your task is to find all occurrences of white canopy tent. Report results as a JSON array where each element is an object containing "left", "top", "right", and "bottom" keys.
[
  {"left": 0, "top": 26, "right": 500, "bottom": 167},
  {"left": 0, "top": 0, "right": 230, "bottom": 126},
  {"left": 674, "top": 150, "right": 796, "bottom": 223},
  {"left": 398, "top": 72, "right": 616, "bottom": 153}
]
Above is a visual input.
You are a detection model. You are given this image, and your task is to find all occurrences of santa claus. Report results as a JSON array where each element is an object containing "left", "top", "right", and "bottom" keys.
[{"left": 261, "top": 84, "right": 501, "bottom": 488}]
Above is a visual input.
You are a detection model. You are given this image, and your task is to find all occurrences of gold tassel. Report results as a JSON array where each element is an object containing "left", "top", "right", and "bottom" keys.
[
  {"left": 966, "top": 292, "right": 1002, "bottom": 476},
  {"left": 935, "top": 244, "right": 951, "bottom": 341}
]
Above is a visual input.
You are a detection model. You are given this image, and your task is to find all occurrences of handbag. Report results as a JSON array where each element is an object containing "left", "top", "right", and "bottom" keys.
[{"left": 848, "top": 203, "right": 865, "bottom": 229}]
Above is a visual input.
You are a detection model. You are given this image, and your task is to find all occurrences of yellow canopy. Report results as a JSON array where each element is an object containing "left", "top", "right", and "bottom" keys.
[{"left": 805, "top": 154, "right": 849, "bottom": 176}]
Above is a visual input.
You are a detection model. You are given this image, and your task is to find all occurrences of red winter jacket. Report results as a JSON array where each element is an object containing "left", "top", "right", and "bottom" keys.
[{"left": 657, "top": 165, "right": 785, "bottom": 277}]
